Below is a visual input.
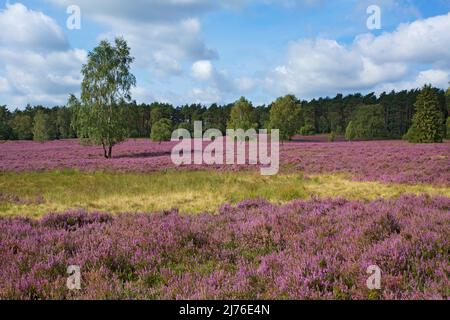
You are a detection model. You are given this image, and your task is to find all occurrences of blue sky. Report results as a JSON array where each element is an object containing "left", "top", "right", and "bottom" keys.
[{"left": 1, "top": 0, "right": 450, "bottom": 109}]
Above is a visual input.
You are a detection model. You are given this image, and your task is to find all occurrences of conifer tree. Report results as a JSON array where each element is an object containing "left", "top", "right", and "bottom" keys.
[{"left": 406, "top": 85, "right": 444, "bottom": 143}]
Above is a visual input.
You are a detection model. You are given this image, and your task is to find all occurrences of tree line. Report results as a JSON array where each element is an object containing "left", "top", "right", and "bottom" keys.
[
  {"left": 1, "top": 87, "right": 448, "bottom": 141},
  {"left": 1, "top": 38, "right": 449, "bottom": 159}
]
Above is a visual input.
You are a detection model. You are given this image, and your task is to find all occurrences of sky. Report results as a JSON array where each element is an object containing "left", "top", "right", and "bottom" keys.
[{"left": 0, "top": 0, "right": 450, "bottom": 109}]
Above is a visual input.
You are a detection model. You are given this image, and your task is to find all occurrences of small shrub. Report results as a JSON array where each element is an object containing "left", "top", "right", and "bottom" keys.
[
  {"left": 345, "top": 121, "right": 355, "bottom": 141},
  {"left": 299, "top": 124, "right": 315, "bottom": 136},
  {"left": 328, "top": 131, "right": 336, "bottom": 142},
  {"left": 151, "top": 118, "right": 173, "bottom": 143}
]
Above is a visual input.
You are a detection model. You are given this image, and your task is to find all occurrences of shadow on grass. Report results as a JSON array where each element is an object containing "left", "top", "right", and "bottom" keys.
[{"left": 114, "top": 151, "right": 173, "bottom": 159}]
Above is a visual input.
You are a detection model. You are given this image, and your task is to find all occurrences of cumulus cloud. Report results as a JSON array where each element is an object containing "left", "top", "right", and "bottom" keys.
[
  {"left": 50, "top": 0, "right": 217, "bottom": 77},
  {"left": 189, "top": 60, "right": 255, "bottom": 103},
  {"left": 374, "top": 69, "right": 450, "bottom": 94},
  {"left": 265, "top": 12, "right": 450, "bottom": 99},
  {"left": 2, "top": 1, "right": 450, "bottom": 107},
  {"left": 0, "top": 3, "right": 68, "bottom": 52},
  {"left": 191, "top": 60, "right": 214, "bottom": 80},
  {"left": 265, "top": 39, "right": 407, "bottom": 97},
  {"left": 355, "top": 12, "right": 450, "bottom": 67},
  {"left": 0, "top": 3, "right": 86, "bottom": 107}
]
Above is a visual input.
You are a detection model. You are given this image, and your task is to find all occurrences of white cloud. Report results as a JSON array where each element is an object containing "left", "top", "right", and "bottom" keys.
[
  {"left": 265, "top": 38, "right": 407, "bottom": 97},
  {"left": 0, "top": 77, "right": 10, "bottom": 93},
  {"left": 188, "top": 87, "right": 222, "bottom": 105},
  {"left": 235, "top": 76, "right": 255, "bottom": 92},
  {"left": 2, "top": 1, "right": 450, "bottom": 107},
  {"left": 0, "top": 3, "right": 68, "bottom": 52},
  {"left": 189, "top": 60, "right": 255, "bottom": 103},
  {"left": 151, "top": 51, "right": 182, "bottom": 77},
  {"left": 375, "top": 69, "right": 450, "bottom": 94},
  {"left": 191, "top": 60, "right": 214, "bottom": 80},
  {"left": 264, "top": 12, "right": 450, "bottom": 99},
  {"left": 355, "top": 12, "right": 450, "bottom": 68},
  {"left": 0, "top": 3, "right": 86, "bottom": 107},
  {"left": 50, "top": 0, "right": 217, "bottom": 78}
]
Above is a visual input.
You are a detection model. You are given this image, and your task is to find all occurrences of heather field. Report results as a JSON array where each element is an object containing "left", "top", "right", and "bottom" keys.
[
  {"left": 1, "top": 137, "right": 449, "bottom": 185},
  {"left": 2, "top": 0, "right": 450, "bottom": 307},
  {"left": 0, "top": 196, "right": 448, "bottom": 299},
  {"left": 0, "top": 137, "right": 449, "bottom": 300}
]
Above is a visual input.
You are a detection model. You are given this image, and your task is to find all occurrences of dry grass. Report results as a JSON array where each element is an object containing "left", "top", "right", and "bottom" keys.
[{"left": 1, "top": 170, "right": 449, "bottom": 217}]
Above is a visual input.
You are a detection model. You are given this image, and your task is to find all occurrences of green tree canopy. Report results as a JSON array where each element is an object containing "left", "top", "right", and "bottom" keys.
[
  {"left": 32, "top": 110, "right": 51, "bottom": 142},
  {"left": 10, "top": 113, "right": 33, "bottom": 140},
  {"left": 446, "top": 85, "right": 450, "bottom": 107},
  {"left": 405, "top": 84, "right": 445, "bottom": 143},
  {"left": 150, "top": 103, "right": 173, "bottom": 125},
  {"left": 0, "top": 106, "right": 12, "bottom": 140},
  {"left": 300, "top": 125, "right": 315, "bottom": 136},
  {"left": 151, "top": 118, "right": 173, "bottom": 143},
  {"left": 445, "top": 85, "right": 450, "bottom": 139},
  {"left": 446, "top": 117, "right": 450, "bottom": 140},
  {"left": 227, "top": 97, "right": 256, "bottom": 131},
  {"left": 345, "top": 121, "right": 356, "bottom": 141},
  {"left": 299, "top": 103, "right": 316, "bottom": 132},
  {"left": 73, "top": 37, "right": 136, "bottom": 158},
  {"left": 269, "top": 95, "right": 301, "bottom": 141},
  {"left": 352, "top": 104, "right": 387, "bottom": 140},
  {"left": 56, "top": 107, "right": 74, "bottom": 139}
]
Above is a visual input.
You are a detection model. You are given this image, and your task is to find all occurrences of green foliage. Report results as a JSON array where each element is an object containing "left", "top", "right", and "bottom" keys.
[
  {"left": 380, "top": 90, "right": 417, "bottom": 138},
  {"left": 406, "top": 85, "right": 445, "bottom": 143},
  {"left": 351, "top": 104, "right": 387, "bottom": 140},
  {"left": 32, "top": 110, "right": 51, "bottom": 142},
  {"left": 0, "top": 106, "right": 12, "bottom": 140},
  {"left": 227, "top": 97, "right": 256, "bottom": 131},
  {"left": 446, "top": 117, "right": 450, "bottom": 140},
  {"left": 345, "top": 121, "right": 355, "bottom": 141},
  {"left": 300, "top": 103, "right": 315, "bottom": 132},
  {"left": 446, "top": 87, "right": 450, "bottom": 138},
  {"left": 446, "top": 86, "right": 450, "bottom": 111},
  {"left": 74, "top": 38, "right": 136, "bottom": 158},
  {"left": 177, "top": 122, "right": 191, "bottom": 131},
  {"left": 299, "top": 124, "right": 315, "bottom": 136},
  {"left": 328, "top": 131, "right": 336, "bottom": 142},
  {"left": 151, "top": 118, "right": 173, "bottom": 143},
  {"left": 253, "top": 105, "right": 270, "bottom": 129},
  {"left": 150, "top": 103, "right": 173, "bottom": 125},
  {"left": 56, "top": 107, "right": 74, "bottom": 139},
  {"left": 202, "top": 103, "right": 230, "bottom": 133},
  {"left": 0, "top": 87, "right": 446, "bottom": 143},
  {"left": 269, "top": 95, "right": 301, "bottom": 141},
  {"left": 317, "top": 115, "right": 330, "bottom": 133},
  {"left": 10, "top": 114, "right": 33, "bottom": 140}
]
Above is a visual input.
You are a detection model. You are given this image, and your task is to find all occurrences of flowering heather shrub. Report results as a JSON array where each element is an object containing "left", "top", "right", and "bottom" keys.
[
  {"left": 282, "top": 140, "right": 450, "bottom": 186},
  {"left": 0, "top": 195, "right": 448, "bottom": 300},
  {"left": 0, "top": 139, "right": 449, "bottom": 185}
]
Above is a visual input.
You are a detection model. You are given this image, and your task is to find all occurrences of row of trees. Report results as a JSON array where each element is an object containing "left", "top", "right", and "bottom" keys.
[
  {"left": 1, "top": 38, "right": 449, "bottom": 157},
  {"left": 2, "top": 87, "right": 448, "bottom": 142},
  {"left": 0, "top": 106, "right": 75, "bottom": 141}
]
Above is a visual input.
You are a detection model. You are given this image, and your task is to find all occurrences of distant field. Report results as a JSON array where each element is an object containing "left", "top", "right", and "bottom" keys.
[{"left": 1, "top": 138, "right": 449, "bottom": 185}]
